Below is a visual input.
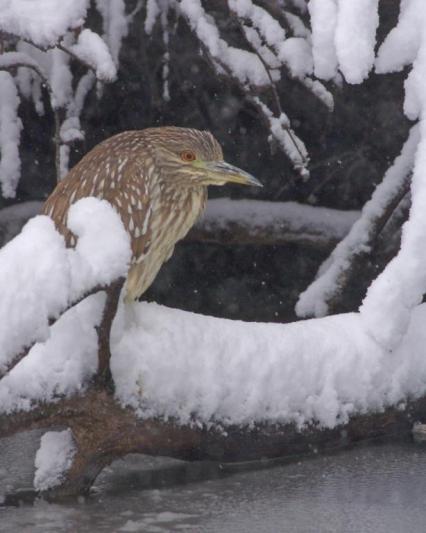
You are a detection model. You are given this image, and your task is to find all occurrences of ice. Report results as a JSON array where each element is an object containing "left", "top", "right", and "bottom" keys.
[{"left": 33, "top": 429, "right": 76, "bottom": 491}]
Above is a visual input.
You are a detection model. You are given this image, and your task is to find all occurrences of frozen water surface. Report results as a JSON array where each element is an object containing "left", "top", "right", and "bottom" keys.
[{"left": 1, "top": 432, "right": 426, "bottom": 532}]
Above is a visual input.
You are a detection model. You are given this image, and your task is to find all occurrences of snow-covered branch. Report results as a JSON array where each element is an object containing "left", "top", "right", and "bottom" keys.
[
  {"left": 296, "top": 126, "right": 418, "bottom": 318},
  {"left": 0, "top": 198, "right": 130, "bottom": 377},
  {"left": 0, "top": 1, "right": 118, "bottom": 191},
  {"left": 190, "top": 198, "right": 359, "bottom": 249}
]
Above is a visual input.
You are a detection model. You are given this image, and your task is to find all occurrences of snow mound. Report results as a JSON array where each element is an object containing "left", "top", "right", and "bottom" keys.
[{"left": 34, "top": 429, "right": 76, "bottom": 491}]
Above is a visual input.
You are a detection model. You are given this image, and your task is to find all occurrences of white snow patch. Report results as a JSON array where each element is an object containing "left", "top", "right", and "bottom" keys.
[
  {"left": 201, "top": 198, "right": 359, "bottom": 242},
  {"left": 309, "top": 0, "right": 379, "bottom": 83},
  {"left": 334, "top": 0, "right": 379, "bottom": 84},
  {"left": 96, "top": 0, "right": 129, "bottom": 66},
  {"left": 0, "top": 72, "right": 22, "bottom": 198},
  {"left": 3, "top": 296, "right": 426, "bottom": 429},
  {"left": 0, "top": 294, "right": 104, "bottom": 413},
  {"left": 179, "top": 0, "right": 270, "bottom": 87},
  {"left": 296, "top": 125, "right": 419, "bottom": 318},
  {"left": 0, "top": 198, "right": 130, "bottom": 373},
  {"left": 110, "top": 301, "right": 426, "bottom": 429},
  {"left": 279, "top": 37, "right": 313, "bottom": 78},
  {"left": 34, "top": 429, "right": 76, "bottom": 491},
  {"left": 308, "top": 0, "right": 338, "bottom": 80},
  {"left": 69, "top": 29, "right": 116, "bottom": 81},
  {"left": 375, "top": 0, "right": 425, "bottom": 74},
  {"left": 0, "top": 0, "right": 88, "bottom": 47}
]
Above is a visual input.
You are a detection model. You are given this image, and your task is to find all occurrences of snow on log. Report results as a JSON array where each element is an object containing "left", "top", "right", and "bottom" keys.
[
  {"left": 0, "top": 199, "right": 360, "bottom": 251},
  {"left": 192, "top": 198, "right": 359, "bottom": 248},
  {"left": 3, "top": 295, "right": 426, "bottom": 430},
  {"left": 111, "top": 302, "right": 426, "bottom": 428}
]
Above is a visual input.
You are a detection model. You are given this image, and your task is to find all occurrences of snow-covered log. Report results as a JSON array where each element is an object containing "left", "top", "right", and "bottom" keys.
[
  {"left": 0, "top": 199, "right": 359, "bottom": 251},
  {"left": 2, "top": 299, "right": 426, "bottom": 499}
]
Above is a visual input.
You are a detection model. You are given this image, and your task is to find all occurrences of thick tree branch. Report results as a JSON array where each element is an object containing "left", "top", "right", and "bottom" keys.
[
  {"left": 322, "top": 174, "right": 411, "bottom": 315},
  {"left": 1, "top": 386, "right": 425, "bottom": 501}
]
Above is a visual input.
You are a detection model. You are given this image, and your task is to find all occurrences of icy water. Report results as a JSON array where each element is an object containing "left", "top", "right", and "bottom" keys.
[{"left": 1, "top": 431, "right": 426, "bottom": 532}]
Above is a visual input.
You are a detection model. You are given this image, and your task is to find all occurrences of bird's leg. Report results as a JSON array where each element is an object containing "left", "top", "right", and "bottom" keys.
[{"left": 94, "top": 277, "right": 125, "bottom": 392}]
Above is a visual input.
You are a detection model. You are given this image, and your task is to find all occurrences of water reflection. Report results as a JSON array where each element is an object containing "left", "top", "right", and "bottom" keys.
[{"left": 1, "top": 432, "right": 426, "bottom": 532}]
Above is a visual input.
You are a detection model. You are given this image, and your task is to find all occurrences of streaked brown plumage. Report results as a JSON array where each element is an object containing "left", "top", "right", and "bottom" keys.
[{"left": 43, "top": 126, "right": 261, "bottom": 302}]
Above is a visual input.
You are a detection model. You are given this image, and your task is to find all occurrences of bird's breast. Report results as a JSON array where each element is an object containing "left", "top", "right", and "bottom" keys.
[{"left": 150, "top": 185, "right": 206, "bottom": 251}]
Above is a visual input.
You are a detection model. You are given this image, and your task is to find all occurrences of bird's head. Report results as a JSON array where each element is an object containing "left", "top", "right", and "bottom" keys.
[{"left": 149, "top": 126, "right": 262, "bottom": 188}]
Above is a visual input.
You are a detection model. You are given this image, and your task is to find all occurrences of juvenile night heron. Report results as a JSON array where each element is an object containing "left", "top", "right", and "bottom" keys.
[{"left": 43, "top": 126, "right": 261, "bottom": 301}]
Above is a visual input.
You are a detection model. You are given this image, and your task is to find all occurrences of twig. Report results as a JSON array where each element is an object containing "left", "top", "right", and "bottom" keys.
[
  {"left": 198, "top": 38, "right": 307, "bottom": 170},
  {"left": 93, "top": 277, "right": 125, "bottom": 391}
]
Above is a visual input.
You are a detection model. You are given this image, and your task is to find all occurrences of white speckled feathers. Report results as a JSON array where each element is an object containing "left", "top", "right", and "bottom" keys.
[{"left": 42, "top": 128, "right": 215, "bottom": 301}]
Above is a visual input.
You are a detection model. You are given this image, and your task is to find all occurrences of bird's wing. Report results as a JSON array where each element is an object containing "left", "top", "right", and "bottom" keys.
[{"left": 42, "top": 151, "right": 153, "bottom": 262}]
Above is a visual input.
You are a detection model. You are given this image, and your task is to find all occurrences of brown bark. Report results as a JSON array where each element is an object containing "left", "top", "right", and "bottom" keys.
[
  {"left": 1, "top": 385, "right": 424, "bottom": 501},
  {"left": 94, "top": 277, "right": 125, "bottom": 390}
]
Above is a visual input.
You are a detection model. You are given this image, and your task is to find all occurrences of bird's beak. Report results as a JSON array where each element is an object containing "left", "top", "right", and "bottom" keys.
[{"left": 203, "top": 161, "right": 263, "bottom": 187}]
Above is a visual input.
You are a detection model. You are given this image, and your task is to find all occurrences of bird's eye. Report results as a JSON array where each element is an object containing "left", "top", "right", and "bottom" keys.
[{"left": 181, "top": 150, "right": 196, "bottom": 162}]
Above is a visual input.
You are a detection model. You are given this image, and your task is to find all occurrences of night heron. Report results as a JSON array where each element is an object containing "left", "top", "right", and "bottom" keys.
[{"left": 43, "top": 126, "right": 261, "bottom": 302}]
